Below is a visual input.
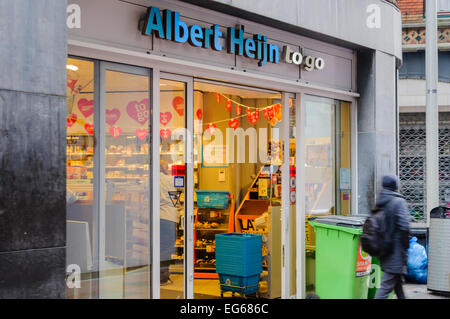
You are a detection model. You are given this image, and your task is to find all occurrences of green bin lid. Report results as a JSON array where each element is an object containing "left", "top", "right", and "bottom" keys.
[{"left": 309, "top": 216, "right": 367, "bottom": 235}]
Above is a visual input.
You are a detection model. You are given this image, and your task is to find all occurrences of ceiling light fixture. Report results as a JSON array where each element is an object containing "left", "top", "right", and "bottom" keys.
[{"left": 66, "top": 64, "right": 79, "bottom": 71}]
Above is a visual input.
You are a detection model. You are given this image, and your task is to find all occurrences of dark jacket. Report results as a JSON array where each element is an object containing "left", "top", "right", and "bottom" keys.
[{"left": 376, "top": 188, "right": 411, "bottom": 274}]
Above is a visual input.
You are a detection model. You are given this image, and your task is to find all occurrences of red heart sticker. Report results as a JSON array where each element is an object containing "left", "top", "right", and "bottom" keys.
[
  {"left": 78, "top": 98, "right": 94, "bottom": 118},
  {"left": 136, "top": 128, "right": 149, "bottom": 141},
  {"left": 160, "top": 112, "right": 173, "bottom": 126},
  {"left": 216, "top": 93, "right": 221, "bottom": 104},
  {"left": 172, "top": 96, "right": 185, "bottom": 116},
  {"left": 225, "top": 99, "right": 232, "bottom": 112},
  {"left": 84, "top": 123, "right": 94, "bottom": 135},
  {"left": 160, "top": 128, "right": 171, "bottom": 141},
  {"left": 106, "top": 108, "right": 121, "bottom": 126},
  {"left": 236, "top": 104, "right": 242, "bottom": 116},
  {"left": 110, "top": 126, "right": 122, "bottom": 138},
  {"left": 206, "top": 123, "right": 217, "bottom": 135},
  {"left": 196, "top": 109, "right": 203, "bottom": 120},
  {"left": 127, "top": 99, "right": 149, "bottom": 125},
  {"left": 228, "top": 119, "right": 239, "bottom": 130},
  {"left": 67, "top": 113, "right": 77, "bottom": 127}
]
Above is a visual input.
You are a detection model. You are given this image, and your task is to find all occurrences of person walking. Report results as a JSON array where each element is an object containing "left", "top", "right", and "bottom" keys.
[{"left": 375, "top": 174, "right": 411, "bottom": 299}]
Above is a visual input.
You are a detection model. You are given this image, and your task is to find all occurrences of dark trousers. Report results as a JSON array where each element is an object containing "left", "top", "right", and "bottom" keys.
[{"left": 375, "top": 272, "right": 406, "bottom": 299}]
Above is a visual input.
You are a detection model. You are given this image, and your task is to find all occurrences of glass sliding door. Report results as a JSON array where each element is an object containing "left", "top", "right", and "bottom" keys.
[
  {"left": 66, "top": 57, "right": 98, "bottom": 299},
  {"left": 159, "top": 74, "right": 194, "bottom": 299},
  {"left": 65, "top": 58, "right": 153, "bottom": 299},
  {"left": 298, "top": 95, "right": 353, "bottom": 298},
  {"left": 100, "top": 63, "right": 152, "bottom": 298}
]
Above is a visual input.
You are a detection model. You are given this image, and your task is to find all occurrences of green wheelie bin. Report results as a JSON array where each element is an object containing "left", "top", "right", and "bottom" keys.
[{"left": 309, "top": 216, "right": 371, "bottom": 299}]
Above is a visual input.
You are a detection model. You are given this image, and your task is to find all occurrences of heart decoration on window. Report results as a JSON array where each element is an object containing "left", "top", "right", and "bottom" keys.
[
  {"left": 136, "top": 128, "right": 149, "bottom": 141},
  {"left": 127, "top": 99, "right": 149, "bottom": 125},
  {"left": 160, "top": 112, "right": 173, "bottom": 126},
  {"left": 84, "top": 123, "right": 94, "bottom": 135},
  {"left": 110, "top": 126, "right": 122, "bottom": 138},
  {"left": 78, "top": 98, "right": 94, "bottom": 118},
  {"left": 67, "top": 113, "right": 77, "bottom": 127},
  {"left": 160, "top": 128, "right": 172, "bottom": 141},
  {"left": 172, "top": 96, "right": 185, "bottom": 116},
  {"left": 106, "top": 108, "right": 121, "bottom": 126}
]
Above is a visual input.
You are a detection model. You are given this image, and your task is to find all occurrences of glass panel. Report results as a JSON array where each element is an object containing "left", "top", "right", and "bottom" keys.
[
  {"left": 304, "top": 96, "right": 335, "bottom": 217},
  {"left": 193, "top": 80, "right": 282, "bottom": 298},
  {"left": 102, "top": 69, "right": 151, "bottom": 299},
  {"left": 66, "top": 57, "right": 97, "bottom": 299},
  {"left": 160, "top": 79, "right": 186, "bottom": 299}
]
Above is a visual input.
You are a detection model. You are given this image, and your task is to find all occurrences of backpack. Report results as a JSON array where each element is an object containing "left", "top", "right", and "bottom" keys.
[{"left": 361, "top": 206, "right": 390, "bottom": 257}]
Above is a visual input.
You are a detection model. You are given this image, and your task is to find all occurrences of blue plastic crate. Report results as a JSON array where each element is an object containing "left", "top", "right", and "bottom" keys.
[
  {"left": 218, "top": 273, "right": 260, "bottom": 295},
  {"left": 215, "top": 233, "right": 262, "bottom": 277},
  {"left": 195, "top": 190, "right": 230, "bottom": 209}
]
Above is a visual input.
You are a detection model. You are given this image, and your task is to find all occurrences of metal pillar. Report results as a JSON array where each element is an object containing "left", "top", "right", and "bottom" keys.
[{"left": 426, "top": 0, "right": 439, "bottom": 228}]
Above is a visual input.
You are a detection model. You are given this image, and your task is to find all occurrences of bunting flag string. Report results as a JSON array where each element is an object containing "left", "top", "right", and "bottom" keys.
[{"left": 202, "top": 92, "right": 283, "bottom": 127}]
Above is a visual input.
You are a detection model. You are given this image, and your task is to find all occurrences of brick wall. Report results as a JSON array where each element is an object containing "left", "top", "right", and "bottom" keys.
[{"left": 398, "top": 0, "right": 424, "bottom": 24}]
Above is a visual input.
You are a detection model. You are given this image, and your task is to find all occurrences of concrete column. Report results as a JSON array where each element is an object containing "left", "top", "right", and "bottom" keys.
[
  {"left": 357, "top": 50, "right": 398, "bottom": 214},
  {"left": 0, "top": 0, "right": 67, "bottom": 298}
]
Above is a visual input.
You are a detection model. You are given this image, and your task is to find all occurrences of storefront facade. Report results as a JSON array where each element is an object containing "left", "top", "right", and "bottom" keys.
[{"left": 0, "top": 0, "right": 402, "bottom": 298}]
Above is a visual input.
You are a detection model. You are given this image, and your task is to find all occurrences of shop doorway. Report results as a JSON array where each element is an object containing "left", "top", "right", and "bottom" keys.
[{"left": 191, "top": 80, "right": 287, "bottom": 298}]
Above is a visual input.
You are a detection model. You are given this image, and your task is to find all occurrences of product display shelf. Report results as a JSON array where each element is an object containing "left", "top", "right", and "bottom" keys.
[{"left": 193, "top": 197, "right": 235, "bottom": 279}]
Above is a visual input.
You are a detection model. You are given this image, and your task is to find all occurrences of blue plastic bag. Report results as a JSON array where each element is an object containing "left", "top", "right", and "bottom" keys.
[{"left": 406, "top": 237, "right": 428, "bottom": 284}]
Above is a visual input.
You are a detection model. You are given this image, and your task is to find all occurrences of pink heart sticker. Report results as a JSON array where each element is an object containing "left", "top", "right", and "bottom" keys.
[
  {"left": 160, "top": 129, "right": 172, "bottom": 141},
  {"left": 160, "top": 112, "right": 173, "bottom": 126},
  {"left": 67, "top": 113, "right": 77, "bottom": 127},
  {"left": 110, "top": 126, "right": 122, "bottom": 138},
  {"left": 127, "top": 99, "right": 149, "bottom": 125},
  {"left": 136, "top": 128, "right": 149, "bottom": 141},
  {"left": 172, "top": 96, "right": 185, "bottom": 117},
  {"left": 78, "top": 98, "right": 94, "bottom": 118},
  {"left": 106, "top": 108, "right": 121, "bottom": 126},
  {"left": 84, "top": 123, "right": 94, "bottom": 135}
]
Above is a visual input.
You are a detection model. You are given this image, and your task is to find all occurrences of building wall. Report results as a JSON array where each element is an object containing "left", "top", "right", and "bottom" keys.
[
  {"left": 357, "top": 50, "right": 399, "bottom": 213},
  {"left": 0, "top": 0, "right": 67, "bottom": 298}
]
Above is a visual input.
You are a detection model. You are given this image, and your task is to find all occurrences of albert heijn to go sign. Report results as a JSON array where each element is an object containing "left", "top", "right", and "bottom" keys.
[{"left": 141, "top": 6, "right": 324, "bottom": 71}]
